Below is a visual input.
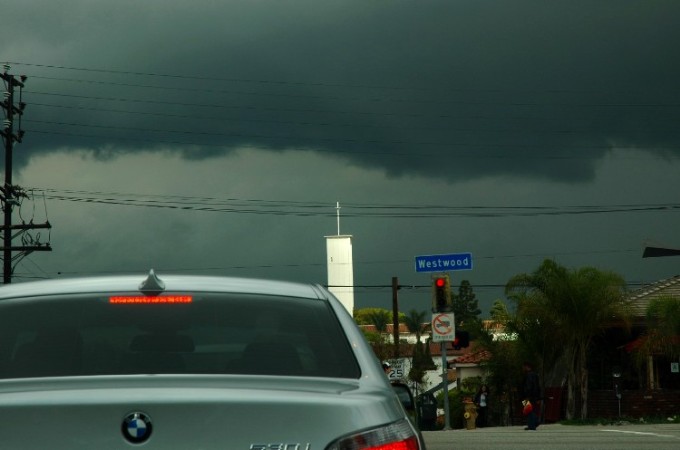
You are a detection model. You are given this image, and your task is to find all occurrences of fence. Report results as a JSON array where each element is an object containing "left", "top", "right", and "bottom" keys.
[{"left": 588, "top": 389, "right": 680, "bottom": 419}]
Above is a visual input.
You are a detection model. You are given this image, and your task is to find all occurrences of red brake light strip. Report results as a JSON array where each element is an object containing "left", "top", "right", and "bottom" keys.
[{"left": 109, "top": 296, "right": 193, "bottom": 304}]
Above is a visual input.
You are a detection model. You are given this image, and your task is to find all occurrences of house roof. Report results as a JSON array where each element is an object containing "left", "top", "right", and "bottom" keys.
[
  {"left": 428, "top": 341, "right": 470, "bottom": 357},
  {"left": 359, "top": 323, "right": 425, "bottom": 334},
  {"left": 482, "top": 320, "right": 505, "bottom": 333},
  {"left": 627, "top": 274, "right": 680, "bottom": 318},
  {"left": 453, "top": 349, "right": 492, "bottom": 366}
]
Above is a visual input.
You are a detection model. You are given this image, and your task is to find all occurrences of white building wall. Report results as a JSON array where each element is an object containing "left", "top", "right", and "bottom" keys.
[{"left": 325, "top": 235, "right": 354, "bottom": 314}]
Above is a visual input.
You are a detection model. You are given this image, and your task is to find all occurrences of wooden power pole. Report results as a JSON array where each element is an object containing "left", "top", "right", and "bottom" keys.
[{"left": 1, "top": 63, "right": 51, "bottom": 283}]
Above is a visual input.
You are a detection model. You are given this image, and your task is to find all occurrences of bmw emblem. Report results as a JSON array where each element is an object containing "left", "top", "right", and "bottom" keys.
[{"left": 122, "top": 412, "right": 153, "bottom": 444}]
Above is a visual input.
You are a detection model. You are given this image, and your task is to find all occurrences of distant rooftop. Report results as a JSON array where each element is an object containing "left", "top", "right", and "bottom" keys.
[{"left": 628, "top": 275, "right": 680, "bottom": 318}]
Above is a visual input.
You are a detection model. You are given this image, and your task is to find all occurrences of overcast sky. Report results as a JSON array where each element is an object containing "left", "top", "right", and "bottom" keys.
[{"left": 2, "top": 1, "right": 679, "bottom": 315}]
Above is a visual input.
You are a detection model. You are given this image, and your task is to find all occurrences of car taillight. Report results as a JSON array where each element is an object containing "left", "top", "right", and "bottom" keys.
[{"left": 326, "top": 420, "right": 421, "bottom": 450}]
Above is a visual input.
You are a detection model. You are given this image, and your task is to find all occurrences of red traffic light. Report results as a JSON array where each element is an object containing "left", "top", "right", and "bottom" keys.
[{"left": 432, "top": 274, "right": 451, "bottom": 312}]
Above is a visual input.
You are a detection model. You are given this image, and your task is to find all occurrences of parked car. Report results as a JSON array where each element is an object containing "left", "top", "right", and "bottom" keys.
[
  {"left": 391, "top": 380, "right": 416, "bottom": 421},
  {"left": 0, "top": 270, "right": 425, "bottom": 449}
]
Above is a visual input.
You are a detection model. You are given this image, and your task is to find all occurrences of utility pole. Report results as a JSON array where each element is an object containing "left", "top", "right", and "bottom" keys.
[{"left": 1, "top": 63, "right": 51, "bottom": 283}]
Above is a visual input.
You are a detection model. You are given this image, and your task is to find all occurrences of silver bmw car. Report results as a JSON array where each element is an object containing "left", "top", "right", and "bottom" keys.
[{"left": 0, "top": 270, "right": 424, "bottom": 449}]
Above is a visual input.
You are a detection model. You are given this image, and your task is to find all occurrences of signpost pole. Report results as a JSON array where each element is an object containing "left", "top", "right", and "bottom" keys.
[
  {"left": 392, "top": 276, "right": 399, "bottom": 359},
  {"left": 417, "top": 250, "right": 472, "bottom": 432},
  {"left": 441, "top": 342, "right": 451, "bottom": 430}
]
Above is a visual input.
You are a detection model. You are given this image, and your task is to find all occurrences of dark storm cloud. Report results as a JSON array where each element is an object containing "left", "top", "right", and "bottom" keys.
[{"left": 4, "top": 0, "right": 680, "bottom": 182}]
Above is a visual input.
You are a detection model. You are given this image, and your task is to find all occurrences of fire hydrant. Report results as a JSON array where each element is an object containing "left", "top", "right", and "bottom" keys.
[{"left": 463, "top": 398, "right": 478, "bottom": 430}]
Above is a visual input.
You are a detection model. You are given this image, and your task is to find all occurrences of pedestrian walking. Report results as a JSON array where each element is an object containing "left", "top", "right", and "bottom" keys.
[{"left": 521, "top": 361, "right": 541, "bottom": 430}]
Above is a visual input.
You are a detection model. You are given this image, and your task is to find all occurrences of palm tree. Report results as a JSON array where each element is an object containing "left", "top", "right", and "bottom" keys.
[
  {"left": 506, "top": 259, "right": 630, "bottom": 420},
  {"left": 403, "top": 309, "right": 427, "bottom": 344},
  {"left": 367, "top": 309, "right": 392, "bottom": 361},
  {"left": 356, "top": 308, "right": 394, "bottom": 363},
  {"left": 366, "top": 309, "right": 391, "bottom": 334}
]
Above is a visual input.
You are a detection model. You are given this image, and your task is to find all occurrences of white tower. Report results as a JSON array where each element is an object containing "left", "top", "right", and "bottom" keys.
[{"left": 326, "top": 203, "right": 355, "bottom": 315}]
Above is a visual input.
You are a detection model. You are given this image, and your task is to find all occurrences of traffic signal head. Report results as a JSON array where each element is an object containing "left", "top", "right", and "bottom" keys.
[{"left": 432, "top": 274, "right": 452, "bottom": 312}]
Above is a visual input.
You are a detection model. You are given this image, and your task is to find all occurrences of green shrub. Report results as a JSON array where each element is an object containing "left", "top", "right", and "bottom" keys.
[{"left": 436, "top": 387, "right": 477, "bottom": 429}]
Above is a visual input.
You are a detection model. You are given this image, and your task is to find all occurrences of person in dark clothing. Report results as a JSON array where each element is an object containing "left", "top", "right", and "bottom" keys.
[
  {"left": 474, "top": 384, "right": 490, "bottom": 427},
  {"left": 521, "top": 361, "right": 541, "bottom": 430}
]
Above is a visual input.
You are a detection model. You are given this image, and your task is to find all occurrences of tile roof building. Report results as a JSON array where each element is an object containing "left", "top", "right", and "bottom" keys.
[{"left": 627, "top": 274, "right": 680, "bottom": 321}]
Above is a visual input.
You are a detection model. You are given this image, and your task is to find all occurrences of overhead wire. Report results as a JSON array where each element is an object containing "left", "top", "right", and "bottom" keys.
[
  {"left": 29, "top": 187, "right": 680, "bottom": 218},
  {"left": 24, "top": 81, "right": 680, "bottom": 109},
  {"left": 7, "top": 60, "right": 678, "bottom": 162},
  {"left": 11, "top": 61, "right": 680, "bottom": 97},
  {"left": 7, "top": 62, "right": 679, "bottom": 283},
  {"left": 25, "top": 127, "right": 680, "bottom": 157}
]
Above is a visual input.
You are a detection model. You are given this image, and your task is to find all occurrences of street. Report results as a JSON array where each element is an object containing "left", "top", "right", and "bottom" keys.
[{"left": 422, "top": 423, "right": 680, "bottom": 450}]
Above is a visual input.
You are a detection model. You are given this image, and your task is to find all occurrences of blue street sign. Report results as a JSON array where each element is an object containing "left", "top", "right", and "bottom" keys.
[{"left": 415, "top": 252, "right": 473, "bottom": 273}]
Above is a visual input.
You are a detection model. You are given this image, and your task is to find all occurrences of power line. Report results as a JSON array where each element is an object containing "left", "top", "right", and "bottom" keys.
[
  {"left": 28, "top": 102, "right": 454, "bottom": 133},
  {"left": 25, "top": 76, "right": 680, "bottom": 108},
  {"left": 26, "top": 90, "right": 432, "bottom": 119},
  {"left": 22, "top": 94, "right": 680, "bottom": 155},
  {"left": 10, "top": 61, "right": 680, "bottom": 165},
  {"left": 24, "top": 89, "right": 680, "bottom": 125},
  {"left": 30, "top": 187, "right": 680, "bottom": 218},
  {"left": 10, "top": 268, "right": 654, "bottom": 290},
  {"left": 11, "top": 61, "right": 680, "bottom": 98},
  {"left": 10, "top": 61, "right": 435, "bottom": 91},
  {"left": 18, "top": 64, "right": 680, "bottom": 127},
  {"left": 26, "top": 114, "right": 680, "bottom": 139},
  {"left": 25, "top": 129, "right": 680, "bottom": 158},
  {"left": 24, "top": 118, "right": 664, "bottom": 153},
  {"left": 27, "top": 102, "right": 680, "bottom": 139}
]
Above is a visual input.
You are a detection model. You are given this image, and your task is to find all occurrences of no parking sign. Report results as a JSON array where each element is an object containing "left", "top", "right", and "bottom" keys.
[{"left": 431, "top": 313, "right": 455, "bottom": 342}]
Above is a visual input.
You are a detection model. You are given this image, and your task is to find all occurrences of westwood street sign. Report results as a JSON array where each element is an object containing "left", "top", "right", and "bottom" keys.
[{"left": 415, "top": 252, "right": 473, "bottom": 273}]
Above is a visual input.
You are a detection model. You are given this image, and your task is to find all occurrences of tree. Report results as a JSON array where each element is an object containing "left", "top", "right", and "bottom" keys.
[
  {"left": 355, "top": 308, "right": 396, "bottom": 364},
  {"left": 354, "top": 308, "right": 405, "bottom": 327},
  {"left": 403, "top": 310, "right": 435, "bottom": 388},
  {"left": 365, "top": 309, "right": 390, "bottom": 333},
  {"left": 453, "top": 280, "right": 481, "bottom": 326},
  {"left": 633, "top": 296, "right": 680, "bottom": 388},
  {"left": 479, "top": 336, "right": 522, "bottom": 426},
  {"left": 646, "top": 296, "right": 680, "bottom": 358},
  {"left": 403, "top": 309, "right": 427, "bottom": 344},
  {"left": 489, "top": 299, "right": 510, "bottom": 324},
  {"left": 505, "top": 259, "right": 630, "bottom": 420}
]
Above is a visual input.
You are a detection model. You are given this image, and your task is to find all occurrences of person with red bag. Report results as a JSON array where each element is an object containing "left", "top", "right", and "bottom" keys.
[{"left": 521, "top": 361, "right": 541, "bottom": 430}]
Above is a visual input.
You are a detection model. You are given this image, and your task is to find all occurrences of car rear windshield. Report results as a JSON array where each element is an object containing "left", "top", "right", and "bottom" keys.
[{"left": 0, "top": 292, "right": 361, "bottom": 379}]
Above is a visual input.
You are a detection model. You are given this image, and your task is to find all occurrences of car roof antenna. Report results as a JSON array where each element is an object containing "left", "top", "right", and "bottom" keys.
[{"left": 139, "top": 269, "right": 166, "bottom": 295}]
